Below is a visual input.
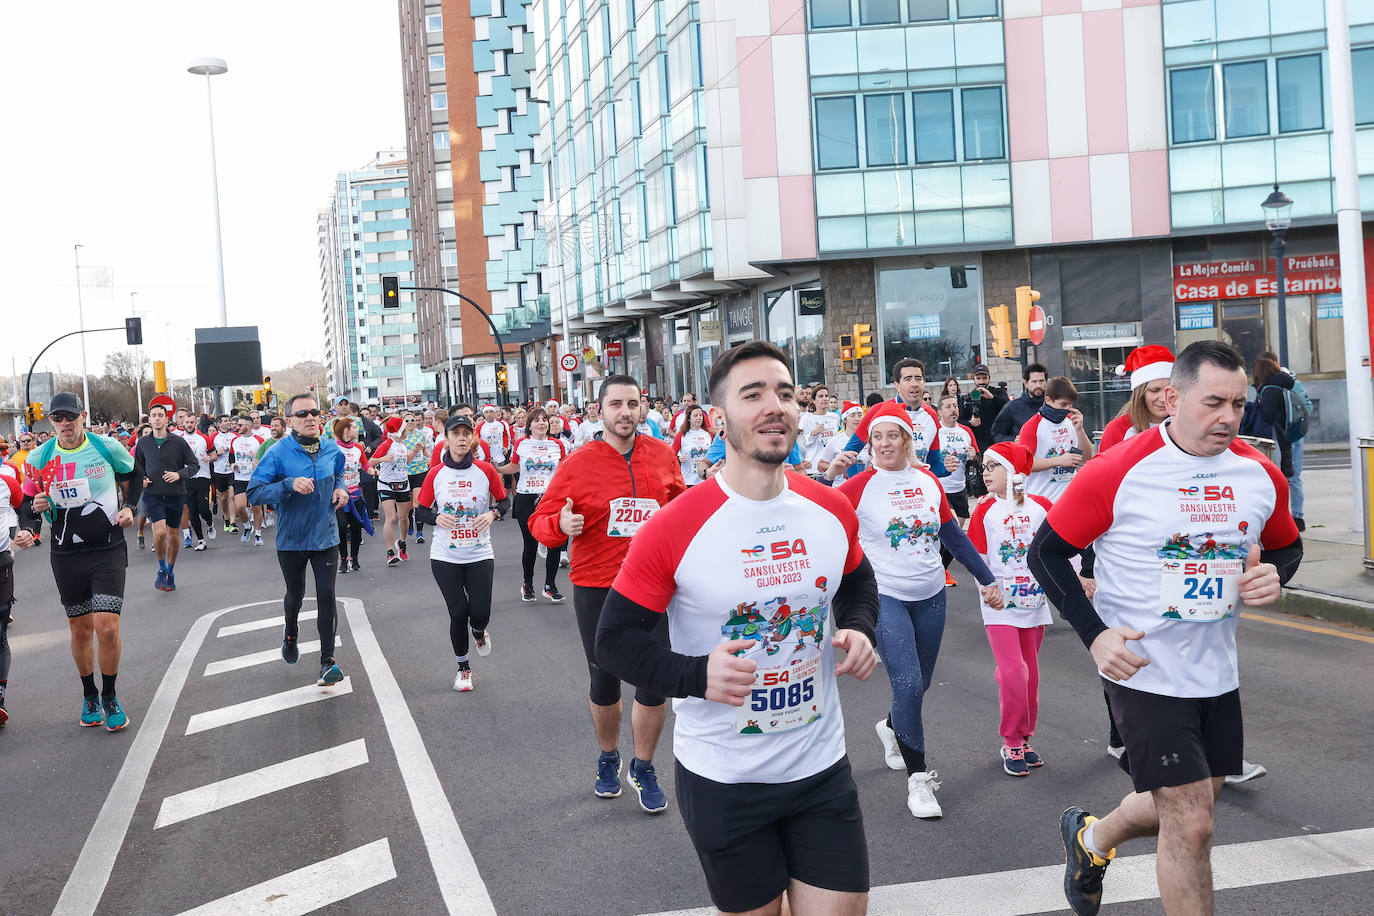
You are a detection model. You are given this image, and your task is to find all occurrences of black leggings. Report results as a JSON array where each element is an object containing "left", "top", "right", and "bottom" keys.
[
  {"left": 431, "top": 559, "right": 494, "bottom": 658},
  {"left": 0, "top": 557, "right": 13, "bottom": 686},
  {"left": 336, "top": 509, "right": 363, "bottom": 561},
  {"left": 512, "top": 492, "right": 562, "bottom": 588},
  {"left": 574, "top": 585, "right": 666, "bottom": 708},
  {"left": 277, "top": 549, "right": 338, "bottom": 665},
  {"left": 185, "top": 478, "right": 213, "bottom": 538}
]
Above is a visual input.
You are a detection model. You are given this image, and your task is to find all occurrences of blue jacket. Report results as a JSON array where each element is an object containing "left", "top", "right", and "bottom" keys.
[{"left": 247, "top": 435, "right": 347, "bottom": 552}]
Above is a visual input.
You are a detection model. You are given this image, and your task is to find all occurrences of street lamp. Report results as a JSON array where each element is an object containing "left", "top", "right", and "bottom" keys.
[
  {"left": 187, "top": 57, "right": 230, "bottom": 412},
  {"left": 1261, "top": 183, "right": 1294, "bottom": 368}
]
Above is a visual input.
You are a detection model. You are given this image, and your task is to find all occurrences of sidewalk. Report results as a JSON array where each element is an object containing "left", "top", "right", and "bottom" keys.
[{"left": 1278, "top": 466, "right": 1374, "bottom": 628}]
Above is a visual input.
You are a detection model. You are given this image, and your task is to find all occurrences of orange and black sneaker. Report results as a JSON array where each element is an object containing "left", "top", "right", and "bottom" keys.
[{"left": 1060, "top": 806, "right": 1114, "bottom": 915}]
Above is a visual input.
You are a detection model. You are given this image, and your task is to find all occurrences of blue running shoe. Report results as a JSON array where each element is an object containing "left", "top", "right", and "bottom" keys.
[
  {"left": 317, "top": 660, "right": 344, "bottom": 686},
  {"left": 165, "top": 570, "right": 176, "bottom": 591},
  {"left": 629, "top": 758, "right": 668, "bottom": 814},
  {"left": 282, "top": 633, "right": 299, "bottom": 664},
  {"left": 595, "top": 750, "right": 622, "bottom": 798},
  {"left": 102, "top": 696, "right": 129, "bottom": 731},
  {"left": 407, "top": 522, "right": 415, "bottom": 537},
  {"left": 182, "top": 533, "right": 192, "bottom": 549},
  {"left": 155, "top": 568, "right": 167, "bottom": 591},
  {"left": 80, "top": 696, "right": 104, "bottom": 727}
]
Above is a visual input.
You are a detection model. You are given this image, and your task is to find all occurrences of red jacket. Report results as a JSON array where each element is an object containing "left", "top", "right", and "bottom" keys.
[{"left": 529, "top": 436, "right": 687, "bottom": 588}]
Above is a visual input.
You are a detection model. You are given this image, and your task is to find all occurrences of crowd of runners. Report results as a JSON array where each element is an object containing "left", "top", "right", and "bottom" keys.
[{"left": 0, "top": 334, "right": 1305, "bottom": 915}]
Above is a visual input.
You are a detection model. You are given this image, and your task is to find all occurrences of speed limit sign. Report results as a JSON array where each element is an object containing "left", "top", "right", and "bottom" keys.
[{"left": 560, "top": 352, "right": 579, "bottom": 372}]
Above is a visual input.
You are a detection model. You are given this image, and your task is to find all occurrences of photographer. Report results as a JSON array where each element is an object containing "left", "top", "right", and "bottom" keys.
[{"left": 959, "top": 363, "right": 1008, "bottom": 453}]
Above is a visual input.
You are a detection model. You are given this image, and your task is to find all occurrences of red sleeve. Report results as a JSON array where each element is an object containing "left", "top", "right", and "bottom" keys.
[
  {"left": 1029, "top": 494, "right": 1055, "bottom": 514},
  {"left": 929, "top": 429, "right": 942, "bottom": 452},
  {"left": 199, "top": 432, "right": 214, "bottom": 450},
  {"left": 1016, "top": 414, "right": 1041, "bottom": 450},
  {"left": 478, "top": 460, "right": 507, "bottom": 502},
  {"left": 1, "top": 472, "right": 19, "bottom": 510},
  {"left": 416, "top": 465, "right": 442, "bottom": 510},
  {"left": 1045, "top": 442, "right": 1149, "bottom": 548},
  {"left": 967, "top": 499, "right": 991, "bottom": 554},
  {"left": 555, "top": 440, "right": 567, "bottom": 460},
  {"left": 671, "top": 429, "right": 684, "bottom": 454},
  {"left": 960, "top": 425, "right": 979, "bottom": 451},
  {"left": 836, "top": 468, "right": 875, "bottom": 508},
  {"left": 1232, "top": 441, "right": 1301, "bottom": 547},
  {"left": 613, "top": 482, "right": 729, "bottom": 612},
  {"left": 372, "top": 439, "right": 394, "bottom": 462},
  {"left": 358, "top": 444, "right": 373, "bottom": 472},
  {"left": 478, "top": 440, "right": 491, "bottom": 462},
  {"left": 921, "top": 404, "right": 940, "bottom": 426},
  {"left": 429, "top": 442, "right": 443, "bottom": 466},
  {"left": 1098, "top": 416, "right": 1125, "bottom": 453}
]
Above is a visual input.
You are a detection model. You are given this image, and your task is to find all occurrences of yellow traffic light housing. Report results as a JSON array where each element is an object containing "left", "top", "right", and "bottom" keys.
[
  {"left": 263, "top": 375, "right": 272, "bottom": 392},
  {"left": 988, "top": 305, "right": 1013, "bottom": 358},
  {"left": 496, "top": 364, "right": 509, "bottom": 389},
  {"left": 852, "top": 323, "right": 873, "bottom": 360},
  {"left": 1015, "top": 286, "right": 1041, "bottom": 341},
  {"left": 27, "top": 402, "right": 43, "bottom": 426},
  {"left": 154, "top": 360, "right": 167, "bottom": 394},
  {"left": 838, "top": 333, "right": 855, "bottom": 374}
]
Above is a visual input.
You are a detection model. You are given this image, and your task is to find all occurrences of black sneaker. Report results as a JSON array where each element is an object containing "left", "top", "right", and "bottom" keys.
[
  {"left": 1060, "top": 807, "right": 1114, "bottom": 916},
  {"left": 1294, "top": 516, "right": 1305, "bottom": 532},
  {"left": 339, "top": 559, "right": 351, "bottom": 575},
  {"left": 350, "top": 557, "right": 361, "bottom": 572},
  {"left": 386, "top": 549, "right": 400, "bottom": 567},
  {"left": 543, "top": 584, "right": 565, "bottom": 602},
  {"left": 416, "top": 533, "right": 425, "bottom": 544},
  {"left": 282, "top": 633, "right": 299, "bottom": 664},
  {"left": 520, "top": 585, "right": 536, "bottom": 602}
]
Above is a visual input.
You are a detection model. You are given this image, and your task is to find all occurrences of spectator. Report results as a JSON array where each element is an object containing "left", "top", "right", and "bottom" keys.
[
  {"left": 990, "top": 362, "right": 1047, "bottom": 443},
  {"left": 959, "top": 363, "right": 1008, "bottom": 453},
  {"left": 1252, "top": 353, "right": 1301, "bottom": 527}
]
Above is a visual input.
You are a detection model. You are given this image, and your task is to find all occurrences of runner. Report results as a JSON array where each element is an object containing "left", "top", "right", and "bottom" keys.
[
  {"left": 839, "top": 359, "right": 949, "bottom": 480},
  {"left": 1017, "top": 376, "right": 1094, "bottom": 503},
  {"left": 834, "top": 401, "right": 1000, "bottom": 819},
  {"left": 229, "top": 416, "right": 266, "bottom": 545},
  {"left": 1099, "top": 346, "right": 1174, "bottom": 452},
  {"left": 16, "top": 393, "right": 137, "bottom": 731},
  {"left": 415, "top": 414, "right": 510, "bottom": 691},
  {"left": 932, "top": 392, "right": 979, "bottom": 587},
  {"left": 596, "top": 343, "right": 879, "bottom": 913},
  {"left": 255, "top": 414, "right": 287, "bottom": 530},
  {"left": 247, "top": 393, "right": 350, "bottom": 687},
  {"left": 818, "top": 401, "right": 865, "bottom": 483},
  {"left": 671, "top": 404, "right": 713, "bottom": 487},
  {"left": 573, "top": 401, "right": 603, "bottom": 448},
  {"left": 1027, "top": 341, "right": 1302, "bottom": 916},
  {"left": 333, "top": 417, "right": 375, "bottom": 573},
  {"left": 402, "top": 411, "right": 435, "bottom": 543},
  {"left": 0, "top": 464, "right": 22, "bottom": 724},
  {"left": 212, "top": 415, "right": 238, "bottom": 532},
  {"left": 528, "top": 374, "right": 687, "bottom": 811},
  {"left": 798, "top": 384, "right": 839, "bottom": 481},
  {"left": 476, "top": 405, "right": 513, "bottom": 469},
  {"left": 132, "top": 398, "right": 200, "bottom": 591},
  {"left": 172, "top": 408, "right": 216, "bottom": 551},
  {"left": 495, "top": 407, "right": 566, "bottom": 601},
  {"left": 371, "top": 416, "right": 415, "bottom": 566}
]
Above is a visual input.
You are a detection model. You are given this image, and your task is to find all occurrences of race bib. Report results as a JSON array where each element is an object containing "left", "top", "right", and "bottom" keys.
[
  {"left": 235, "top": 457, "right": 253, "bottom": 477},
  {"left": 342, "top": 466, "right": 361, "bottom": 489},
  {"left": 737, "top": 656, "right": 825, "bottom": 736},
  {"left": 606, "top": 497, "right": 658, "bottom": 537},
  {"left": 1159, "top": 559, "right": 1242, "bottom": 622},
  {"left": 1001, "top": 574, "right": 1045, "bottom": 610},
  {"left": 50, "top": 476, "right": 92, "bottom": 509},
  {"left": 445, "top": 516, "right": 489, "bottom": 547}
]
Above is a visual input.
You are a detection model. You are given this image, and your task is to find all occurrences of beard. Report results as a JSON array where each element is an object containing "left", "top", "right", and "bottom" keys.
[{"left": 725, "top": 422, "right": 793, "bottom": 467}]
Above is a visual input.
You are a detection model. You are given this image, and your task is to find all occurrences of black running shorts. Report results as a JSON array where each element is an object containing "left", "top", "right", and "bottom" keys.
[
  {"left": 51, "top": 542, "right": 128, "bottom": 617},
  {"left": 945, "top": 489, "right": 970, "bottom": 520},
  {"left": 675, "top": 755, "right": 869, "bottom": 913},
  {"left": 231, "top": 478, "right": 252, "bottom": 495},
  {"left": 1103, "top": 678, "right": 1243, "bottom": 793},
  {"left": 212, "top": 471, "right": 233, "bottom": 492}
]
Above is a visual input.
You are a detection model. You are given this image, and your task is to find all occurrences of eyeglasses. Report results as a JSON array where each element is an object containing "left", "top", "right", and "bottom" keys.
[
  {"left": 292, "top": 409, "right": 322, "bottom": 418},
  {"left": 981, "top": 463, "right": 1002, "bottom": 473},
  {"left": 50, "top": 412, "right": 78, "bottom": 423}
]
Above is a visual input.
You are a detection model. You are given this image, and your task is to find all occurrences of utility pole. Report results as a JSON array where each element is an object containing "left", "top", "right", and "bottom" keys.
[{"left": 74, "top": 244, "right": 91, "bottom": 410}]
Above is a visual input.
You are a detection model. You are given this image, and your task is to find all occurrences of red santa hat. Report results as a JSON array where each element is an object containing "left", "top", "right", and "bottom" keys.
[
  {"left": 984, "top": 442, "right": 1032, "bottom": 500},
  {"left": 840, "top": 400, "right": 863, "bottom": 420},
  {"left": 854, "top": 401, "right": 913, "bottom": 443},
  {"left": 148, "top": 394, "right": 177, "bottom": 413},
  {"left": 1115, "top": 345, "right": 1174, "bottom": 390},
  {"left": 383, "top": 416, "right": 404, "bottom": 435}
]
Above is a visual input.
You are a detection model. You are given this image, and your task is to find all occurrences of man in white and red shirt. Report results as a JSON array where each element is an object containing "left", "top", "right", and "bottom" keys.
[
  {"left": 476, "top": 405, "right": 513, "bottom": 466},
  {"left": 173, "top": 408, "right": 216, "bottom": 551},
  {"left": 839, "top": 358, "right": 949, "bottom": 482},
  {"left": 597, "top": 342, "right": 878, "bottom": 916},
  {"left": 1017, "top": 376, "right": 1094, "bottom": 504},
  {"left": 1028, "top": 341, "right": 1301, "bottom": 916},
  {"left": 212, "top": 417, "right": 239, "bottom": 529},
  {"left": 229, "top": 416, "right": 266, "bottom": 543}
]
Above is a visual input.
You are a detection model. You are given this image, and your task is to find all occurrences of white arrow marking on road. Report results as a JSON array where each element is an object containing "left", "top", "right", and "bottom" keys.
[
  {"left": 635, "top": 825, "right": 1374, "bottom": 916},
  {"left": 202, "top": 635, "right": 347, "bottom": 676},
  {"left": 339, "top": 596, "right": 497, "bottom": 915},
  {"left": 185, "top": 677, "right": 353, "bottom": 735},
  {"left": 154, "top": 739, "right": 370, "bottom": 829},
  {"left": 217, "top": 608, "right": 317, "bottom": 638},
  {"left": 173, "top": 837, "right": 396, "bottom": 916}
]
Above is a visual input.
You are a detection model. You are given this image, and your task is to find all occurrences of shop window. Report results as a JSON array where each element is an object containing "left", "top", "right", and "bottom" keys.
[
  {"left": 815, "top": 97, "right": 860, "bottom": 170},
  {"left": 1276, "top": 55, "right": 1323, "bottom": 133},
  {"left": 876, "top": 262, "right": 983, "bottom": 382},
  {"left": 1170, "top": 67, "right": 1216, "bottom": 143},
  {"left": 765, "top": 289, "right": 826, "bottom": 386},
  {"left": 1223, "top": 61, "right": 1269, "bottom": 138}
]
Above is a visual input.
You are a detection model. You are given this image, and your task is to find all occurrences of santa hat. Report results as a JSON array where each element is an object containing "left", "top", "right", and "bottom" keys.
[
  {"left": 148, "top": 394, "right": 177, "bottom": 413},
  {"left": 840, "top": 400, "right": 863, "bottom": 420},
  {"left": 854, "top": 401, "right": 913, "bottom": 443},
  {"left": 383, "top": 416, "right": 404, "bottom": 434},
  {"left": 1115, "top": 345, "right": 1174, "bottom": 390},
  {"left": 984, "top": 442, "right": 1032, "bottom": 500}
]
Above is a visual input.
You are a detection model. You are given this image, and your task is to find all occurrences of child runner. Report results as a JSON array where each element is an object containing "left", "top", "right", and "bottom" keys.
[{"left": 1017, "top": 376, "right": 1094, "bottom": 503}]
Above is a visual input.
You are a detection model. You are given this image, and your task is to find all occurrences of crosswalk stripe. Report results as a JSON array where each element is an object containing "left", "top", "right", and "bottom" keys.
[
  {"left": 202, "top": 636, "right": 347, "bottom": 677},
  {"left": 154, "top": 740, "right": 369, "bottom": 829},
  {"left": 185, "top": 678, "right": 353, "bottom": 736},
  {"left": 174, "top": 837, "right": 396, "bottom": 915},
  {"left": 217, "top": 610, "right": 317, "bottom": 638}
]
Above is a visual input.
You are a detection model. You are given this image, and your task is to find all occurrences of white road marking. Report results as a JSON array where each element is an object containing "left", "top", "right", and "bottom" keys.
[
  {"left": 217, "top": 608, "right": 317, "bottom": 638},
  {"left": 635, "top": 826, "right": 1374, "bottom": 916},
  {"left": 154, "top": 739, "right": 370, "bottom": 829},
  {"left": 174, "top": 837, "right": 396, "bottom": 916},
  {"left": 340, "top": 596, "right": 497, "bottom": 915},
  {"left": 52, "top": 600, "right": 282, "bottom": 916},
  {"left": 8, "top": 626, "right": 75, "bottom": 653},
  {"left": 202, "top": 635, "right": 347, "bottom": 676},
  {"left": 185, "top": 678, "right": 353, "bottom": 735}
]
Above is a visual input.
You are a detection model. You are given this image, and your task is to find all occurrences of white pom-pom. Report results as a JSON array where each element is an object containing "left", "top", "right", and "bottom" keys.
[{"left": 1114, "top": 364, "right": 1127, "bottom": 378}]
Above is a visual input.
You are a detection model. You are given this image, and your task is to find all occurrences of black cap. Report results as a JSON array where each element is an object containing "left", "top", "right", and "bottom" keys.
[
  {"left": 444, "top": 414, "right": 475, "bottom": 432},
  {"left": 971, "top": 363, "right": 990, "bottom": 376},
  {"left": 49, "top": 392, "right": 83, "bottom": 415}
]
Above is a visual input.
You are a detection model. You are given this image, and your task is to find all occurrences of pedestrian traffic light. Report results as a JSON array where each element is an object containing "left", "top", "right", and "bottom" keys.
[
  {"left": 263, "top": 375, "right": 272, "bottom": 393},
  {"left": 852, "top": 323, "right": 873, "bottom": 360},
  {"left": 125, "top": 317, "right": 143, "bottom": 346},
  {"left": 496, "top": 364, "right": 509, "bottom": 389},
  {"left": 988, "top": 305, "right": 1013, "bottom": 358},
  {"left": 838, "top": 333, "right": 855, "bottom": 374},
  {"left": 1015, "top": 286, "right": 1041, "bottom": 341},
  {"left": 154, "top": 360, "right": 167, "bottom": 394},
  {"left": 382, "top": 275, "right": 400, "bottom": 308}
]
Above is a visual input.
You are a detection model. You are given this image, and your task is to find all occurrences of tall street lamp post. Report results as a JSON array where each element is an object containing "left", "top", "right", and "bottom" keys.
[
  {"left": 187, "top": 57, "right": 231, "bottom": 413},
  {"left": 1261, "top": 183, "right": 1294, "bottom": 369}
]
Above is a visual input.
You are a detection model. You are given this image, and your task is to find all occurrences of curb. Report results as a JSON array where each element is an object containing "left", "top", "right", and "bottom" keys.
[{"left": 1276, "top": 587, "right": 1374, "bottom": 630}]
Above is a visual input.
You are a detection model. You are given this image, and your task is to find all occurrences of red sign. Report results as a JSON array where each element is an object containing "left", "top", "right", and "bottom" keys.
[
  {"left": 1173, "top": 253, "right": 1342, "bottom": 302},
  {"left": 559, "top": 352, "right": 579, "bottom": 373},
  {"left": 605, "top": 341, "right": 623, "bottom": 357},
  {"left": 1027, "top": 305, "right": 1046, "bottom": 345}
]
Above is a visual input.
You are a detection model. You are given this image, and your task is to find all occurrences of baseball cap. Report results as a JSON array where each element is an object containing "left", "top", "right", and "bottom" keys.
[
  {"left": 444, "top": 414, "right": 475, "bottom": 432},
  {"left": 971, "top": 363, "right": 990, "bottom": 376},
  {"left": 48, "top": 392, "right": 83, "bottom": 415}
]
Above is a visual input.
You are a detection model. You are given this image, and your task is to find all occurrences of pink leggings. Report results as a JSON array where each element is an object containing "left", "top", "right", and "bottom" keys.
[{"left": 985, "top": 624, "right": 1046, "bottom": 746}]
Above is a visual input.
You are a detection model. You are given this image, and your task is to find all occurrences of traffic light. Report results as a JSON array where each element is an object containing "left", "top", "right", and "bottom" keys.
[
  {"left": 838, "top": 333, "right": 855, "bottom": 374},
  {"left": 125, "top": 317, "right": 143, "bottom": 346},
  {"left": 26, "top": 402, "right": 43, "bottom": 426},
  {"left": 263, "top": 375, "right": 272, "bottom": 393},
  {"left": 988, "top": 305, "right": 1013, "bottom": 358},
  {"left": 382, "top": 275, "right": 400, "bottom": 308},
  {"left": 1015, "top": 285, "right": 1041, "bottom": 341},
  {"left": 154, "top": 360, "right": 167, "bottom": 394},
  {"left": 496, "top": 364, "right": 509, "bottom": 389},
  {"left": 852, "top": 323, "right": 873, "bottom": 360}
]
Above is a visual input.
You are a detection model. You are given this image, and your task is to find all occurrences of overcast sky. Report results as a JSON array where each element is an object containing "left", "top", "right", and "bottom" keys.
[{"left": 0, "top": 1, "right": 404, "bottom": 390}]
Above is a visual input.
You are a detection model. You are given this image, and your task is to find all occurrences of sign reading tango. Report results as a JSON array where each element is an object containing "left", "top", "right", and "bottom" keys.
[{"left": 1173, "top": 254, "right": 1341, "bottom": 302}]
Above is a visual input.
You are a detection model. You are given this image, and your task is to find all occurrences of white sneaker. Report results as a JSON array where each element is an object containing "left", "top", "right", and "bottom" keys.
[
  {"left": 193, "top": 540, "right": 207, "bottom": 552},
  {"left": 1225, "top": 760, "right": 1267, "bottom": 785},
  {"left": 559, "top": 554, "right": 569, "bottom": 568},
  {"left": 537, "top": 543, "right": 548, "bottom": 558},
  {"left": 454, "top": 669, "right": 473, "bottom": 692},
  {"left": 874, "top": 719, "right": 904, "bottom": 771},
  {"left": 1107, "top": 744, "right": 1126, "bottom": 760},
  {"left": 474, "top": 632, "right": 492, "bottom": 657},
  {"left": 207, "top": 525, "right": 216, "bottom": 540},
  {"left": 265, "top": 513, "right": 274, "bottom": 528},
  {"left": 254, "top": 533, "right": 264, "bottom": 547},
  {"left": 906, "top": 770, "right": 942, "bottom": 819}
]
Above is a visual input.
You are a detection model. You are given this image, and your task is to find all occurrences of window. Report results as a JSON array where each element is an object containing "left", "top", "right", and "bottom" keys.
[
  {"left": 435, "top": 169, "right": 453, "bottom": 189},
  {"left": 426, "top": 13, "right": 442, "bottom": 31},
  {"left": 913, "top": 90, "right": 956, "bottom": 163},
  {"left": 1276, "top": 55, "right": 1322, "bottom": 133},
  {"left": 860, "top": 0, "right": 901, "bottom": 25},
  {"left": 811, "top": 0, "right": 851, "bottom": 27},
  {"left": 429, "top": 54, "right": 444, "bottom": 70},
  {"left": 864, "top": 94, "right": 907, "bottom": 166},
  {"left": 878, "top": 262, "right": 984, "bottom": 381},
  {"left": 957, "top": 0, "right": 997, "bottom": 16},
  {"left": 961, "top": 87, "right": 1003, "bottom": 159},
  {"left": 1170, "top": 67, "right": 1216, "bottom": 143},
  {"left": 1356, "top": 48, "right": 1374, "bottom": 125},
  {"left": 431, "top": 92, "right": 448, "bottom": 110},
  {"left": 1223, "top": 61, "right": 1268, "bottom": 138},
  {"left": 434, "top": 130, "right": 450, "bottom": 150},
  {"left": 815, "top": 97, "right": 859, "bottom": 170},
  {"left": 909, "top": 0, "right": 948, "bottom": 20}
]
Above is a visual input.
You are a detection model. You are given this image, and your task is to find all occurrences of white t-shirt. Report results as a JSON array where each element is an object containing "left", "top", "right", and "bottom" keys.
[
  {"left": 174, "top": 428, "right": 215, "bottom": 479},
  {"left": 612, "top": 473, "right": 865, "bottom": 785},
  {"left": 339, "top": 441, "right": 369, "bottom": 490},
  {"left": 372, "top": 436, "right": 412, "bottom": 488},
  {"left": 510, "top": 437, "right": 566, "bottom": 495},
  {"left": 477, "top": 420, "right": 512, "bottom": 464},
  {"left": 417, "top": 459, "right": 506, "bottom": 564},
  {"left": 931, "top": 422, "right": 978, "bottom": 494},
  {"left": 1018, "top": 412, "right": 1081, "bottom": 503},
  {"left": 212, "top": 432, "right": 236, "bottom": 474},
  {"left": 799, "top": 412, "right": 840, "bottom": 473},
  {"left": 676, "top": 428, "right": 714, "bottom": 486},
  {"left": 1047, "top": 420, "right": 1299, "bottom": 698},
  {"left": 968, "top": 494, "right": 1055, "bottom": 627},
  {"left": 230, "top": 433, "right": 265, "bottom": 481},
  {"left": 838, "top": 466, "right": 952, "bottom": 601},
  {"left": 574, "top": 418, "right": 604, "bottom": 449}
]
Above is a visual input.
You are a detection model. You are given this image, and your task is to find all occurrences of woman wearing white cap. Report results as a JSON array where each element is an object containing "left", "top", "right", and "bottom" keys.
[
  {"left": 1099, "top": 345, "right": 1174, "bottom": 453},
  {"left": 817, "top": 401, "right": 866, "bottom": 484}
]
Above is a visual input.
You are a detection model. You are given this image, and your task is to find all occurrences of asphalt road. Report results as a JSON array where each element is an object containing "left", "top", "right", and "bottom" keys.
[{"left": 2, "top": 515, "right": 1371, "bottom": 915}]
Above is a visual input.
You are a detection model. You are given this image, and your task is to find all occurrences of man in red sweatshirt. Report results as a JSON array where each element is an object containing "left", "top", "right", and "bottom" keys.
[{"left": 530, "top": 374, "right": 686, "bottom": 812}]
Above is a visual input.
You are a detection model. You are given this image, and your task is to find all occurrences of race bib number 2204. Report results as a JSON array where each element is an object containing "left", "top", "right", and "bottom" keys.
[{"left": 606, "top": 497, "right": 659, "bottom": 537}]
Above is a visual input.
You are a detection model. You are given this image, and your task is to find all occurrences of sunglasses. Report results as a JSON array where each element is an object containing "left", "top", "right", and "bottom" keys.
[
  {"left": 50, "top": 412, "right": 79, "bottom": 423},
  {"left": 292, "top": 409, "right": 322, "bottom": 418}
]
